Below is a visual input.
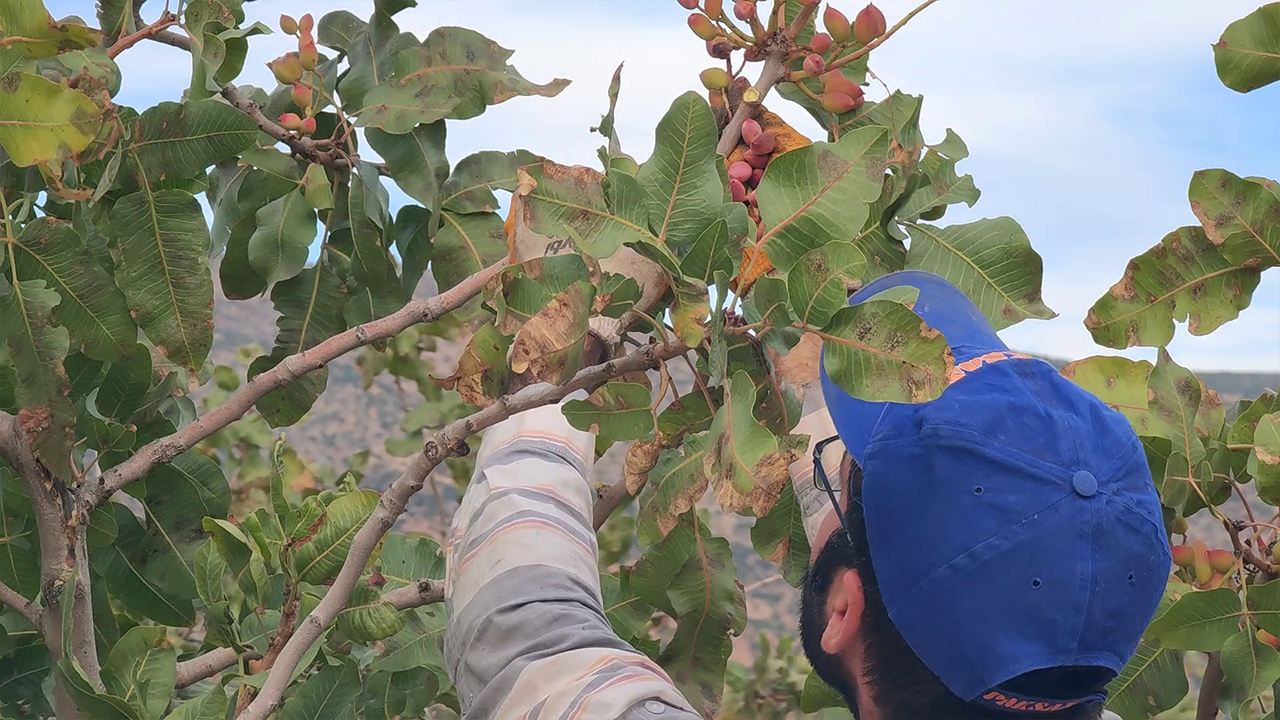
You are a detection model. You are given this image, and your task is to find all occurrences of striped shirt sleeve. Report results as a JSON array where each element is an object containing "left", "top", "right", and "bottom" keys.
[{"left": 444, "top": 397, "right": 700, "bottom": 720}]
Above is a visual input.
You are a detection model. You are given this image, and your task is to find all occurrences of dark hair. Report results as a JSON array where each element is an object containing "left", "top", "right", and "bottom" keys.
[{"left": 798, "top": 462, "right": 1107, "bottom": 720}]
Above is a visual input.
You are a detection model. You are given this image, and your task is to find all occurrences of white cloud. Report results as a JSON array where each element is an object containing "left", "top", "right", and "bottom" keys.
[{"left": 96, "top": 0, "right": 1280, "bottom": 371}]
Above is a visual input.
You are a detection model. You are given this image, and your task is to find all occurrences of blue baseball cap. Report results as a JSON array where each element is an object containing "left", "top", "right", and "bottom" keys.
[{"left": 819, "top": 270, "right": 1170, "bottom": 715}]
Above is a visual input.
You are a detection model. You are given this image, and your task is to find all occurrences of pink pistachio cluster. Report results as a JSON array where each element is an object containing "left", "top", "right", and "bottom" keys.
[{"left": 269, "top": 13, "right": 319, "bottom": 136}]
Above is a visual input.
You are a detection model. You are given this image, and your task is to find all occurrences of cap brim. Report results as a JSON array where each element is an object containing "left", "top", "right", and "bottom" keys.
[{"left": 819, "top": 270, "right": 1007, "bottom": 464}]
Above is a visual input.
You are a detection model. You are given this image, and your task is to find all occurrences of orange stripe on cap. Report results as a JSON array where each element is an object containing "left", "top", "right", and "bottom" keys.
[{"left": 947, "top": 350, "right": 1033, "bottom": 384}]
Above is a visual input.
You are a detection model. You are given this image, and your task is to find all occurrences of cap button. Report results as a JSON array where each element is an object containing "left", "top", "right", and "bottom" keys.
[{"left": 1072, "top": 470, "right": 1097, "bottom": 497}]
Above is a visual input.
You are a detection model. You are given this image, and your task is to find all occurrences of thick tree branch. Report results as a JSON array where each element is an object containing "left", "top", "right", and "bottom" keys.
[
  {"left": 593, "top": 478, "right": 634, "bottom": 531},
  {"left": 381, "top": 579, "right": 445, "bottom": 610},
  {"left": 238, "top": 338, "right": 692, "bottom": 720},
  {"left": 175, "top": 648, "right": 262, "bottom": 689},
  {"left": 87, "top": 261, "right": 505, "bottom": 508},
  {"left": 0, "top": 579, "right": 41, "bottom": 627}
]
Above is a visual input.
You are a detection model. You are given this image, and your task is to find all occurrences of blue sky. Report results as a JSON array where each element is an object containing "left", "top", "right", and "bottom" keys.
[{"left": 57, "top": 0, "right": 1280, "bottom": 372}]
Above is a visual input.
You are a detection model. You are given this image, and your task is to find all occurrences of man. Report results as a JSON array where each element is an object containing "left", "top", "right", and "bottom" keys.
[{"left": 443, "top": 270, "right": 1169, "bottom": 719}]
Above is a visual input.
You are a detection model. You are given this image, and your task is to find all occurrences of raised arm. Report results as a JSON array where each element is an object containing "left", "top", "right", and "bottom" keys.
[
  {"left": 444, "top": 397, "right": 699, "bottom": 720},
  {"left": 787, "top": 408, "right": 846, "bottom": 556}
]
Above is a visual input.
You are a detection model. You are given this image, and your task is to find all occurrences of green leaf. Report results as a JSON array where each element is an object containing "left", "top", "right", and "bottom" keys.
[
  {"left": 431, "top": 210, "right": 506, "bottom": 292},
  {"left": 750, "top": 483, "right": 810, "bottom": 587},
  {"left": 895, "top": 145, "right": 980, "bottom": 222},
  {"left": 371, "top": 604, "right": 446, "bottom": 672},
  {"left": 367, "top": 122, "right": 448, "bottom": 215},
  {"left": 1061, "top": 356, "right": 1154, "bottom": 434},
  {"left": 1215, "top": 4, "right": 1280, "bottom": 92},
  {"left": 93, "top": 344, "right": 151, "bottom": 421},
  {"left": 632, "top": 511, "right": 745, "bottom": 716},
  {"left": 126, "top": 98, "right": 258, "bottom": 184},
  {"left": 249, "top": 260, "right": 351, "bottom": 427},
  {"left": 336, "top": 9, "right": 418, "bottom": 112},
  {"left": 635, "top": 92, "right": 723, "bottom": 251},
  {"left": 165, "top": 688, "right": 228, "bottom": 720},
  {"left": 359, "top": 668, "right": 440, "bottom": 720},
  {"left": 99, "top": 505, "right": 195, "bottom": 626},
  {"left": 785, "top": 241, "right": 867, "bottom": 327},
  {"left": 377, "top": 533, "right": 445, "bottom": 589},
  {"left": 338, "top": 582, "right": 406, "bottom": 642},
  {"left": 800, "top": 672, "right": 844, "bottom": 713},
  {"left": 248, "top": 189, "right": 317, "bottom": 285},
  {"left": 0, "top": 1, "right": 102, "bottom": 59},
  {"left": 193, "top": 539, "right": 229, "bottom": 607},
  {"left": 317, "top": 10, "right": 365, "bottom": 54},
  {"left": 1230, "top": 392, "right": 1280, "bottom": 446},
  {"left": 1220, "top": 627, "right": 1280, "bottom": 718},
  {"left": 904, "top": 217, "right": 1055, "bottom": 330},
  {"left": 1251, "top": 414, "right": 1280, "bottom": 501},
  {"left": 290, "top": 489, "right": 378, "bottom": 584},
  {"left": 516, "top": 160, "right": 655, "bottom": 260},
  {"left": 0, "top": 278, "right": 74, "bottom": 476},
  {"left": 1147, "top": 349, "right": 1207, "bottom": 466},
  {"left": 346, "top": 163, "right": 398, "bottom": 292},
  {"left": 299, "top": 163, "right": 333, "bottom": 210},
  {"left": 819, "top": 299, "right": 953, "bottom": 403},
  {"left": 277, "top": 658, "right": 362, "bottom": 720},
  {"left": 1085, "top": 225, "right": 1263, "bottom": 349},
  {"left": 358, "top": 27, "right": 569, "bottom": 133},
  {"left": 703, "top": 371, "right": 796, "bottom": 516},
  {"left": 670, "top": 282, "right": 710, "bottom": 349},
  {"left": 143, "top": 452, "right": 231, "bottom": 558},
  {"left": 0, "top": 537, "right": 38, "bottom": 600},
  {"left": 754, "top": 126, "right": 890, "bottom": 273},
  {"left": 102, "top": 625, "right": 176, "bottom": 720},
  {"left": 0, "top": 71, "right": 101, "bottom": 168},
  {"left": 56, "top": 659, "right": 141, "bottom": 720},
  {"left": 1146, "top": 587, "right": 1242, "bottom": 651},
  {"left": 441, "top": 149, "right": 542, "bottom": 214},
  {"left": 563, "top": 382, "right": 657, "bottom": 442},
  {"left": 1105, "top": 639, "right": 1187, "bottom": 720},
  {"left": 679, "top": 218, "right": 733, "bottom": 285},
  {"left": 1248, "top": 579, "right": 1280, "bottom": 637},
  {"left": 109, "top": 189, "right": 214, "bottom": 371},
  {"left": 600, "top": 568, "right": 654, "bottom": 643}
]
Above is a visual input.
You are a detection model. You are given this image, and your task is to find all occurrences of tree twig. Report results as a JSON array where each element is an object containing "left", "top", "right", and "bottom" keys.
[
  {"left": 237, "top": 338, "right": 692, "bottom": 720},
  {"left": 827, "top": 0, "right": 942, "bottom": 72},
  {"left": 1198, "top": 652, "right": 1223, "bottom": 720},
  {"left": 106, "top": 11, "right": 178, "bottom": 59},
  {"left": 146, "top": 28, "right": 192, "bottom": 52},
  {"left": 0, "top": 579, "right": 41, "bottom": 628},
  {"left": 593, "top": 478, "right": 634, "bottom": 531},
  {"left": 86, "top": 261, "right": 505, "bottom": 509},
  {"left": 219, "top": 83, "right": 351, "bottom": 171},
  {"left": 175, "top": 647, "right": 261, "bottom": 689}
]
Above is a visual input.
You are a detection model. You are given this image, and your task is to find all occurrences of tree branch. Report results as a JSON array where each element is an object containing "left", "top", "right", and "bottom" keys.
[
  {"left": 106, "top": 10, "right": 178, "bottom": 59},
  {"left": 716, "top": 53, "right": 789, "bottom": 157},
  {"left": 381, "top": 579, "right": 445, "bottom": 610},
  {"left": 1198, "top": 652, "right": 1223, "bottom": 720},
  {"left": 0, "top": 579, "right": 41, "bottom": 628},
  {"left": 827, "top": 0, "right": 942, "bottom": 73},
  {"left": 220, "top": 83, "right": 350, "bottom": 171},
  {"left": 175, "top": 647, "right": 261, "bottom": 689},
  {"left": 147, "top": 29, "right": 192, "bottom": 52},
  {"left": 87, "top": 261, "right": 505, "bottom": 508},
  {"left": 593, "top": 477, "right": 634, "bottom": 531},
  {"left": 237, "top": 338, "right": 692, "bottom": 720}
]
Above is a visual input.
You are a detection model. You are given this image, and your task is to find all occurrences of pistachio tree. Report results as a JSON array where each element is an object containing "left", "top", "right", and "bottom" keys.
[
  {"left": 1, "top": 0, "right": 1074, "bottom": 717},
  {"left": 1059, "top": 5, "right": 1280, "bottom": 718}
]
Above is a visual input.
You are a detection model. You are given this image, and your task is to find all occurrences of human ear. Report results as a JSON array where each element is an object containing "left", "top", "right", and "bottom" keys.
[{"left": 820, "top": 569, "right": 865, "bottom": 655}]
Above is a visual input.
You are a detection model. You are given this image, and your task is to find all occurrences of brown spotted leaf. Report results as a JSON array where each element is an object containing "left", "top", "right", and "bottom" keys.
[
  {"left": 637, "top": 435, "right": 709, "bottom": 545},
  {"left": 1085, "top": 225, "right": 1264, "bottom": 349},
  {"left": 1187, "top": 169, "right": 1280, "bottom": 268},
  {"left": 508, "top": 281, "right": 594, "bottom": 385},
  {"left": 703, "top": 371, "right": 799, "bottom": 517}
]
